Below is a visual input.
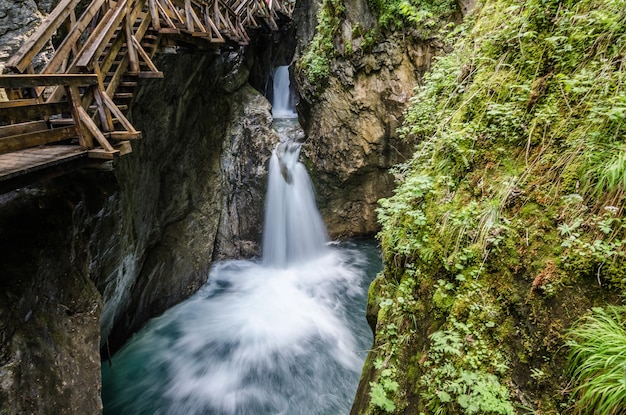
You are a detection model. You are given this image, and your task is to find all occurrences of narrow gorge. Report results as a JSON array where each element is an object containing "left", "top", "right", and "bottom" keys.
[{"left": 2, "top": 0, "right": 626, "bottom": 414}]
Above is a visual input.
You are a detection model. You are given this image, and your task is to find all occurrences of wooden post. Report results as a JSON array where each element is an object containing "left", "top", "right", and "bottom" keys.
[
  {"left": 148, "top": 0, "right": 161, "bottom": 30},
  {"left": 65, "top": 85, "right": 93, "bottom": 148},
  {"left": 125, "top": 9, "right": 139, "bottom": 73},
  {"left": 93, "top": 64, "right": 114, "bottom": 132},
  {"left": 184, "top": 0, "right": 194, "bottom": 32}
]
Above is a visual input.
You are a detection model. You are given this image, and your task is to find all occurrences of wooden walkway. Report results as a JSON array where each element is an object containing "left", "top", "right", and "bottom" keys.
[{"left": 0, "top": 0, "right": 293, "bottom": 191}]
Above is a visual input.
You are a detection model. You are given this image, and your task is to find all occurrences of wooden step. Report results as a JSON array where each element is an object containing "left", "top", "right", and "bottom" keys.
[
  {"left": 114, "top": 92, "right": 134, "bottom": 99},
  {"left": 119, "top": 81, "right": 138, "bottom": 87},
  {"left": 48, "top": 118, "right": 75, "bottom": 126},
  {"left": 89, "top": 104, "right": 128, "bottom": 111},
  {"left": 105, "top": 131, "right": 141, "bottom": 140},
  {"left": 137, "top": 71, "right": 164, "bottom": 79}
]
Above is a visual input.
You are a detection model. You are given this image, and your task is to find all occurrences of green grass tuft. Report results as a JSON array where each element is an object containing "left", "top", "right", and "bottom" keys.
[{"left": 567, "top": 306, "right": 626, "bottom": 415}]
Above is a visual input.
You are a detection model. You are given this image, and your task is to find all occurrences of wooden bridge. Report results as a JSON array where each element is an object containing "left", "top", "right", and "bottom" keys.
[{"left": 0, "top": 0, "right": 293, "bottom": 192}]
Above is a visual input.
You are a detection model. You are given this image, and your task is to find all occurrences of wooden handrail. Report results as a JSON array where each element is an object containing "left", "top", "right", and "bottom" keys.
[
  {"left": 6, "top": 0, "right": 83, "bottom": 73},
  {"left": 75, "top": 0, "right": 130, "bottom": 69},
  {"left": 0, "top": 74, "right": 99, "bottom": 88}
]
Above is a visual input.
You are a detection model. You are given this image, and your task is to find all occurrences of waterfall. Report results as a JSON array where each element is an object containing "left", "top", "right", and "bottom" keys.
[
  {"left": 101, "top": 64, "right": 380, "bottom": 415},
  {"left": 271, "top": 66, "right": 297, "bottom": 119},
  {"left": 262, "top": 141, "right": 328, "bottom": 267}
]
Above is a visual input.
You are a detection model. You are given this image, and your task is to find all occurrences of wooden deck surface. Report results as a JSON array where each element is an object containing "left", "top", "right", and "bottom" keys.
[{"left": 0, "top": 145, "right": 87, "bottom": 182}]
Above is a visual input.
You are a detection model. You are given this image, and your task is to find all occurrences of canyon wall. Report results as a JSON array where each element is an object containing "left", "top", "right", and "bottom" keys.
[{"left": 0, "top": 9, "right": 280, "bottom": 412}]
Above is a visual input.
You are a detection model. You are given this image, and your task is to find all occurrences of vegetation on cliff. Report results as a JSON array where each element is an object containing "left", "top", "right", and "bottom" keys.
[
  {"left": 356, "top": 0, "right": 626, "bottom": 413},
  {"left": 296, "top": 0, "right": 458, "bottom": 95}
]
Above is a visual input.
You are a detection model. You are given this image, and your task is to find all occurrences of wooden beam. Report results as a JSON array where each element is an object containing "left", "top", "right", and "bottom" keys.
[
  {"left": 0, "top": 101, "right": 71, "bottom": 124},
  {"left": 0, "top": 74, "right": 98, "bottom": 88},
  {"left": 156, "top": 0, "right": 179, "bottom": 29},
  {"left": 77, "top": 106, "right": 115, "bottom": 152},
  {"left": 163, "top": 0, "right": 186, "bottom": 24},
  {"left": 93, "top": 65, "right": 114, "bottom": 132},
  {"left": 185, "top": 0, "right": 194, "bottom": 31},
  {"left": 42, "top": 0, "right": 108, "bottom": 74},
  {"left": 88, "top": 148, "right": 120, "bottom": 159},
  {"left": 131, "top": 36, "right": 161, "bottom": 73},
  {"left": 106, "top": 131, "right": 142, "bottom": 140},
  {"left": 149, "top": 0, "right": 162, "bottom": 30},
  {"left": 65, "top": 85, "right": 92, "bottom": 148},
  {"left": 6, "top": 0, "right": 83, "bottom": 73},
  {"left": 189, "top": 4, "right": 207, "bottom": 32},
  {"left": 75, "top": 0, "right": 129, "bottom": 69},
  {"left": 0, "top": 121, "right": 49, "bottom": 139},
  {"left": 100, "top": 92, "right": 137, "bottom": 133},
  {"left": 0, "top": 99, "right": 39, "bottom": 109},
  {"left": 125, "top": 10, "right": 140, "bottom": 73},
  {"left": 0, "top": 126, "right": 77, "bottom": 155}
]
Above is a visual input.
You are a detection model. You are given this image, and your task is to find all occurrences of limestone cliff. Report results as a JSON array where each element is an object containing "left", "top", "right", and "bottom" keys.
[{"left": 293, "top": 0, "right": 446, "bottom": 237}]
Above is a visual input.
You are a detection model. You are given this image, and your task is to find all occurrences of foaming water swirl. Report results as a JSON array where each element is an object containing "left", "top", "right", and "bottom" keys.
[{"left": 102, "top": 118, "right": 380, "bottom": 414}]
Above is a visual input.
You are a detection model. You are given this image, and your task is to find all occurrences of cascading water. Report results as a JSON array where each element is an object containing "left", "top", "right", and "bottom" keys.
[
  {"left": 271, "top": 66, "right": 298, "bottom": 119},
  {"left": 262, "top": 141, "right": 328, "bottom": 267},
  {"left": 102, "top": 65, "right": 381, "bottom": 415}
]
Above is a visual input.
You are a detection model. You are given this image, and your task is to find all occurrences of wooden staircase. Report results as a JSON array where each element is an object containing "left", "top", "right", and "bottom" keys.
[{"left": 0, "top": 0, "right": 294, "bottom": 190}]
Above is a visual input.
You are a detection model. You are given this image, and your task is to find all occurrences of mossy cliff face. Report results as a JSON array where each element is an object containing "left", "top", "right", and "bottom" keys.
[
  {"left": 0, "top": 11, "right": 278, "bottom": 412},
  {"left": 293, "top": 0, "right": 454, "bottom": 237},
  {"left": 351, "top": 0, "right": 626, "bottom": 413}
]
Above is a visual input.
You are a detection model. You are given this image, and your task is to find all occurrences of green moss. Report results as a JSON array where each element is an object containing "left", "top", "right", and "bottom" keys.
[{"left": 361, "top": 0, "right": 626, "bottom": 413}]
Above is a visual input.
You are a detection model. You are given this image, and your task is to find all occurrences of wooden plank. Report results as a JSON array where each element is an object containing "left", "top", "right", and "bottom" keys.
[
  {"left": 65, "top": 85, "right": 92, "bottom": 148},
  {"left": 138, "top": 71, "right": 164, "bottom": 78},
  {"left": 131, "top": 36, "right": 161, "bottom": 73},
  {"left": 189, "top": 6, "right": 207, "bottom": 32},
  {"left": 88, "top": 148, "right": 120, "bottom": 159},
  {"left": 77, "top": 106, "right": 115, "bottom": 152},
  {"left": 0, "top": 126, "right": 76, "bottom": 155},
  {"left": 6, "top": 0, "right": 83, "bottom": 73},
  {"left": 156, "top": 1, "right": 179, "bottom": 29},
  {"left": 149, "top": 0, "right": 162, "bottom": 30},
  {"left": 115, "top": 140, "right": 133, "bottom": 155},
  {"left": 0, "top": 120, "right": 49, "bottom": 138},
  {"left": 0, "top": 74, "right": 98, "bottom": 88},
  {"left": 106, "top": 131, "right": 141, "bottom": 140},
  {"left": 93, "top": 64, "right": 114, "bottom": 132},
  {"left": 163, "top": 0, "right": 186, "bottom": 23},
  {"left": 104, "top": 131, "right": 141, "bottom": 140},
  {"left": 0, "top": 99, "right": 39, "bottom": 109},
  {"left": 104, "top": 55, "right": 130, "bottom": 97},
  {"left": 185, "top": 0, "right": 194, "bottom": 31},
  {"left": 100, "top": 92, "right": 136, "bottom": 132},
  {"left": 205, "top": 4, "right": 224, "bottom": 40},
  {"left": 75, "top": 0, "right": 129, "bottom": 69},
  {"left": 0, "top": 101, "right": 70, "bottom": 124},
  {"left": 0, "top": 145, "right": 88, "bottom": 182},
  {"left": 125, "top": 11, "right": 139, "bottom": 73},
  {"left": 42, "top": 0, "right": 108, "bottom": 74}
]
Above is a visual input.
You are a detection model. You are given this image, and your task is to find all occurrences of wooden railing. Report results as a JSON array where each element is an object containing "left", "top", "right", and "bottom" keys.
[{"left": 0, "top": 0, "right": 294, "bottom": 164}]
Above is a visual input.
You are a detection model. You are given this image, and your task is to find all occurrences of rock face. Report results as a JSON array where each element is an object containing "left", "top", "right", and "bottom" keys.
[
  {"left": 293, "top": 0, "right": 441, "bottom": 237},
  {"left": 0, "top": 181, "right": 107, "bottom": 415},
  {"left": 101, "top": 51, "right": 278, "bottom": 354},
  {"left": 0, "top": 9, "right": 279, "bottom": 412}
]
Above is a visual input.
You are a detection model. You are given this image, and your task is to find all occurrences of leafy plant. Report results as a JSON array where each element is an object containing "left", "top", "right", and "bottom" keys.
[
  {"left": 567, "top": 306, "right": 626, "bottom": 415},
  {"left": 420, "top": 320, "right": 514, "bottom": 415}
]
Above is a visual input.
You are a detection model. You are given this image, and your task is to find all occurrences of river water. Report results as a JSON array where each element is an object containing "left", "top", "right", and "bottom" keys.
[{"left": 102, "top": 67, "right": 381, "bottom": 414}]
